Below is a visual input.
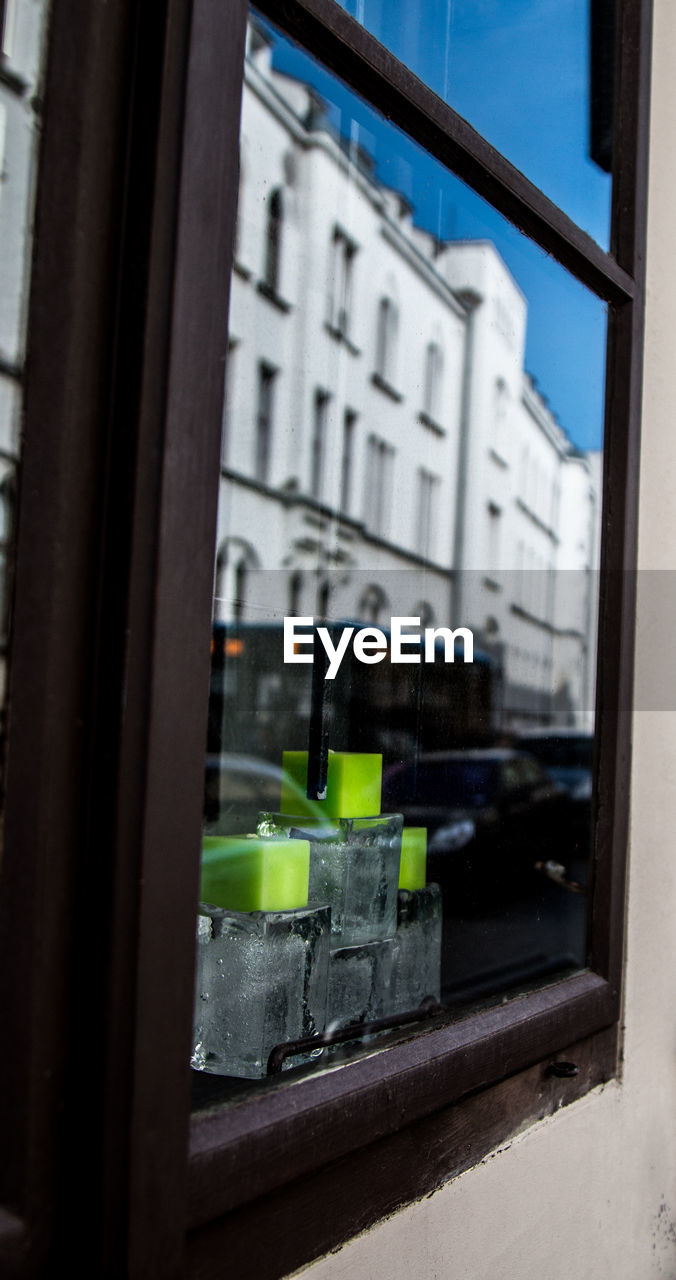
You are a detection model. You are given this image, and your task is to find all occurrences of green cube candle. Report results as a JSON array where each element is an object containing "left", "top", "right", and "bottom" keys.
[
  {"left": 399, "top": 827, "right": 427, "bottom": 891},
  {"left": 201, "top": 835, "right": 310, "bottom": 912},
  {"left": 281, "top": 750, "right": 382, "bottom": 820}
]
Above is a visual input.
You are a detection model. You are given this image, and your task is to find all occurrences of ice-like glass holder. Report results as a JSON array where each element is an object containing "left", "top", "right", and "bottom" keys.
[
  {"left": 327, "top": 938, "right": 394, "bottom": 1032},
  {"left": 258, "top": 811, "right": 403, "bottom": 948},
  {"left": 191, "top": 901, "right": 330, "bottom": 1079},
  {"left": 387, "top": 884, "right": 442, "bottom": 1016}
]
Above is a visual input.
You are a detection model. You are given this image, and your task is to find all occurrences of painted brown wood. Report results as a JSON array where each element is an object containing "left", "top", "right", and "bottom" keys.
[
  {"left": 0, "top": 1, "right": 149, "bottom": 1272},
  {"left": 590, "top": 0, "right": 652, "bottom": 992},
  {"left": 185, "top": 1025, "right": 618, "bottom": 1280},
  {"left": 95, "top": 1, "right": 249, "bottom": 1275},
  {"left": 188, "top": 972, "right": 614, "bottom": 1228}
]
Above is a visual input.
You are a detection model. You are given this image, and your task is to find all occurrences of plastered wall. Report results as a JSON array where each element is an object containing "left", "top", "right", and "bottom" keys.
[{"left": 301, "top": 2, "right": 676, "bottom": 1275}]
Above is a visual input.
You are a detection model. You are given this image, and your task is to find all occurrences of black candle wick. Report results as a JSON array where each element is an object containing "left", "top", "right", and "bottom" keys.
[{"left": 307, "top": 626, "right": 330, "bottom": 801}]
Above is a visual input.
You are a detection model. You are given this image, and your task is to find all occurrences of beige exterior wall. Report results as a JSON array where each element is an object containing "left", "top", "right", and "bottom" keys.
[{"left": 300, "top": 2, "right": 676, "bottom": 1276}]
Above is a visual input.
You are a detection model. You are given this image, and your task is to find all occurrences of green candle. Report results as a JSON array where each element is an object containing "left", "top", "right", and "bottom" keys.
[
  {"left": 399, "top": 827, "right": 427, "bottom": 891},
  {"left": 201, "top": 835, "right": 311, "bottom": 912},
  {"left": 281, "top": 750, "right": 382, "bottom": 820}
]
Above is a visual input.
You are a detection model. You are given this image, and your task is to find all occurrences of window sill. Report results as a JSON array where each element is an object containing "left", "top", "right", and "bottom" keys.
[
  {"left": 510, "top": 601, "right": 559, "bottom": 632},
  {"left": 515, "top": 496, "right": 558, "bottom": 542},
  {"left": 325, "top": 321, "right": 361, "bottom": 355},
  {"left": 0, "top": 59, "right": 29, "bottom": 97},
  {"left": 256, "top": 280, "right": 292, "bottom": 312},
  {"left": 187, "top": 1031, "right": 618, "bottom": 1280},
  {"left": 0, "top": 354, "right": 23, "bottom": 383},
  {"left": 489, "top": 446, "right": 508, "bottom": 468},
  {"left": 188, "top": 970, "right": 614, "bottom": 1221},
  {"left": 418, "top": 410, "right": 446, "bottom": 436},
  {"left": 371, "top": 371, "right": 403, "bottom": 402}
]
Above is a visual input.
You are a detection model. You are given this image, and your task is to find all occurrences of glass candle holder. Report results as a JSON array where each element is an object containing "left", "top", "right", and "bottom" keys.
[
  {"left": 387, "top": 883, "right": 442, "bottom": 1015},
  {"left": 258, "top": 811, "right": 403, "bottom": 947},
  {"left": 191, "top": 902, "right": 331, "bottom": 1079},
  {"left": 326, "top": 937, "right": 395, "bottom": 1032}
]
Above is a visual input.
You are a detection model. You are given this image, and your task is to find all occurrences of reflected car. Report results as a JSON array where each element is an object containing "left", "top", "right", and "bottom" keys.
[
  {"left": 382, "top": 749, "right": 570, "bottom": 886},
  {"left": 513, "top": 729, "right": 592, "bottom": 801},
  {"left": 513, "top": 729, "right": 593, "bottom": 874}
]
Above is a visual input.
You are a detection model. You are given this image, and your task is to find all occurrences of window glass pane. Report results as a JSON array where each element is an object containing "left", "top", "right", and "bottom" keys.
[
  {"left": 334, "top": 0, "right": 613, "bottom": 249},
  {"left": 192, "top": 9, "right": 606, "bottom": 1107},
  {"left": 0, "top": 5, "right": 46, "bottom": 764}
]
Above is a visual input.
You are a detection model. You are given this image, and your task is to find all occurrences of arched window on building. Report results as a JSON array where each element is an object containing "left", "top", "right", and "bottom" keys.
[
  {"left": 358, "top": 583, "right": 389, "bottom": 625},
  {"left": 214, "top": 537, "right": 259, "bottom": 623},
  {"left": 289, "top": 571, "right": 304, "bottom": 615},
  {"left": 414, "top": 600, "right": 435, "bottom": 628},
  {"left": 317, "top": 578, "right": 331, "bottom": 620},
  {"left": 263, "top": 186, "right": 283, "bottom": 293},
  {"left": 375, "top": 296, "right": 398, "bottom": 385},
  {"left": 233, "top": 562, "right": 247, "bottom": 622},
  {"left": 423, "top": 341, "right": 443, "bottom": 422}
]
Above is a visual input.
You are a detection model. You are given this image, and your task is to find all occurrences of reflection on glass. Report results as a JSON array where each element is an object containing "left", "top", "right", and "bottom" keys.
[
  {"left": 333, "top": 0, "right": 613, "bottom": 248},
  {"left": 192, "top": 10, "right": 606, "bottom": 1097}
]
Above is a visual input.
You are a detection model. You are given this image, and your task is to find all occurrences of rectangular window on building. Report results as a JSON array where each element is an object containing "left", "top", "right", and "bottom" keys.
[
  {"left": 329, "top": 228, "right": 356, "bottom": 338},
  {"left": 221, "top": 338, "right": 238, "bottom": 468},
  {"left": 487, "top": 500, "right": 502, "bottom": 573},
  {"left": 255, "top": 362, "right": 275, "bottom": 483},
  {"left": 311, "top": 389, "right": 330, "bottom": 499},
  {"left": 364, "top": 433, "right": 394, "bottom": 537},
  {"left": 374, "top": 296, "right": 399, "bottom": 391},
  {"left": 415, "top": 468, "right": 439, "bottom": 558},
  {"left": 340, "top": 409, "right": 356, "bottom": 514},
  {"left": 422, "top": 342, "right": 443, "bottom": 424}
]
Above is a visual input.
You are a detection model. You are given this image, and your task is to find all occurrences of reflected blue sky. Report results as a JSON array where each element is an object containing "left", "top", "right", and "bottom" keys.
[
  {"left": 259, "top": 10, "right": 607, "bottom": 452},
  {"left": 337, "top": 0, "right": 611, "bottom": 247}
]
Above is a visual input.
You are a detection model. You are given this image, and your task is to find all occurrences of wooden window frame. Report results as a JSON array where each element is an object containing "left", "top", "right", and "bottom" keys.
[{"left": 0, "top": 0, "right": 651, "bottom": 1275}]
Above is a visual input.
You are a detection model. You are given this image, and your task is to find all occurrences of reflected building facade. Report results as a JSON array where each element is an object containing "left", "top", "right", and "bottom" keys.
[
  {"left": 216, "top": 20, "right": 600, "bottom": 729},
  {"left": 0, "top": 1, "right": 48, "bottom": 716}
]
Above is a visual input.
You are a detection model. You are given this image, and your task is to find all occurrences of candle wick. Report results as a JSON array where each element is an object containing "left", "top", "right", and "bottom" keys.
[{"left": 307, "top": 625, "right": 330, "bottom": 802}]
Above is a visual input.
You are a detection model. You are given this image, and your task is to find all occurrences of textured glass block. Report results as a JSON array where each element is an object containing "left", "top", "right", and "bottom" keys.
[
  {"left": 327, "top": 937, "right": 394, "bottom": 1031},
  {"left": 388, "top": 884, "right": 442, "bottom": 1014},
  {"left": 191, "top": 902, "right": 330, "bottom": 1079},
  {"left": 259, "top": 811, "right": 403, "bottom": 947}
]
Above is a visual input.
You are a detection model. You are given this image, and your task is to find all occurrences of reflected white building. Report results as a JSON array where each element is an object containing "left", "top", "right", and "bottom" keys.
[
  {"left": 216, "top": 19, "right": 600, "bottom": 729},
  {"left": 0, "top": 0, "right": 49, "bottom": 711}
]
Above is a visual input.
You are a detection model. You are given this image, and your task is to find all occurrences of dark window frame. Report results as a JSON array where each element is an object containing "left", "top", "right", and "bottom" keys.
[{"left": 0, "top": 0, "right": 651, "bottom": 1276}]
